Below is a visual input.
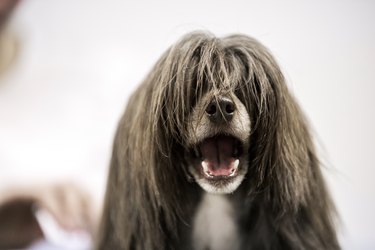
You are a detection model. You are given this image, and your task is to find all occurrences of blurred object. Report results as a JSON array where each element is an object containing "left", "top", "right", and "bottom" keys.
[
  {"left": 0, "top": 2, "right": 101, "bottom": 248},
  {"left": 32, "top": 208, "right": 91, "bottom": 250},
  {"left": 0, "top": 182, "right": 98, "bottom": 249},
  {"left": 0, "top": 30, "right": 18, "bottom": 76},
  {"left": 0, "top": 199, "right": 43, "bottom": 249},
  {"left": 0, "top": 0, "right": 19, "bottom": 75},
  {"left": 0, "top": 0, "right": 20, "bottom": 31},
  {"left": 31, "top": 182, "right": 98, "bottom": 235}
]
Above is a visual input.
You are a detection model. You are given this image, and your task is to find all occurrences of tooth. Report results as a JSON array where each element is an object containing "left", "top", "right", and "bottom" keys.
[
  {"left": 229, "top": 159, "right": 240, "bottom": 177},
  {"left": 201, "top": 161, "right": 213, "bottom": 178},
  {"left": 201, "top": 161, "right": 209, "bottom": 172},
  {"left": 233, "top": 159, "right": 239, "bottom": 170}
]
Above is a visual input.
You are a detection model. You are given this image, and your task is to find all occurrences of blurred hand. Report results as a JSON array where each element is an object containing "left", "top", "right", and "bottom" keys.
[
  {"left": 33, "top": 182, "right": 98, "bottom": 235},
  {"left": 0, "top": 181, "right": 99, "bottom": 249}
]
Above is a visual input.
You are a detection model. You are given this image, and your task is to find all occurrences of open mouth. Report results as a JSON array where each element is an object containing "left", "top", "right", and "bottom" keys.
[{"left": 191, "top": 134, "right": 244, "bottom": 180}]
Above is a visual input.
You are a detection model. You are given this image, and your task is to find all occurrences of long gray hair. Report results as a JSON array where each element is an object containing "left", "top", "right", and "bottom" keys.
[{"left": 96, "top": 31, "right": 339, "bottom": 250}]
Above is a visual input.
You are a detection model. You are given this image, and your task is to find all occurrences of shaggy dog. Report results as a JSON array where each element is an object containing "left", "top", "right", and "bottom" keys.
[{"left": 97, "top": 32, "right": 339, "bottom": 250}]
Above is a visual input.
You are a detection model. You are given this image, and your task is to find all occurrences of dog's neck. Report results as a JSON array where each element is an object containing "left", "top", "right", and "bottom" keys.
[{"left": 192, "top": 192, "right": 241, "bottom": 250}]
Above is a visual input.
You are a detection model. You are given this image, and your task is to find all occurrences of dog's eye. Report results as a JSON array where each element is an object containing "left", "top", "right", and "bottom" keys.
[
  {"left": 234, "top": 82, "right": 256, "bottom": 114},
  {"left": 190, "top": 80, "right": 209, "bottom": 107},
  {"left": 234, "top": 85, "right": 246, "bottom": 103}
]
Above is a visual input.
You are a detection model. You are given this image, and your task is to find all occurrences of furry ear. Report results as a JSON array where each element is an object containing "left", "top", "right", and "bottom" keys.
[
  {"left": 223, "top": 35, "right": 326, "bottom": 213},
  {"left": 96, "top": 87, "right": 167, "bottom": 249},
  {"left": 96, "top": 47, "right": 199, "bottom": 249}
]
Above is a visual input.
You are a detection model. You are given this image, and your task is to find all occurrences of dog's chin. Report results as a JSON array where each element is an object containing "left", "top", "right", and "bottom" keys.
[
  {"left": 189, "top": 168, "right": 247, "bottom": 194},
  {"left": 187, "top": 134, "right": 248, "bottom": 194}
]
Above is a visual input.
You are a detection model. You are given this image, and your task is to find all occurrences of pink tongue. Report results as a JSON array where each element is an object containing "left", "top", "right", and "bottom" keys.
[{"left": 200, "top": 136, "right": 236, "bottom": 176}]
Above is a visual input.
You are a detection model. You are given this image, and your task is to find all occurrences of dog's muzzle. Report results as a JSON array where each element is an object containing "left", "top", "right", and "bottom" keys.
[{"left": 186, "top": 93, "right": 250, "bottom": 193}]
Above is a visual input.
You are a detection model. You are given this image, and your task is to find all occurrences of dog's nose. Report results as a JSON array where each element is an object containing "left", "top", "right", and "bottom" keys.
[{"left": 205, "top": 98, "right": 235, "bottom": 123}]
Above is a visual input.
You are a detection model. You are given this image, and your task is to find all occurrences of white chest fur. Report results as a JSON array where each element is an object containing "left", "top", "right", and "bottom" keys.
[{"left": 192, "top": 193, "right": 240, "bottom": 250}]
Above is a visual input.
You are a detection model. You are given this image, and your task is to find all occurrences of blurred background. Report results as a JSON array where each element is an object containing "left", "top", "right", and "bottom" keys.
[{"left": 0, "top": 0, "right": 374, "bottom": 249}]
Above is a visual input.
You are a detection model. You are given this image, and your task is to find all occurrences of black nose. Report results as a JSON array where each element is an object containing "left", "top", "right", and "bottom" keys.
[{"left": 205, "top": 98, "right": 235, "bottom": 123}]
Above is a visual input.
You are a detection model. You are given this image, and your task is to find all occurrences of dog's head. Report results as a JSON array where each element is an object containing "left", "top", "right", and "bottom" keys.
[
  {"left": 142, "top": 31, "right": 298, "bottom": 196},
  {"left": 119, "top": 31, "right": 315, "bottom": 210}
]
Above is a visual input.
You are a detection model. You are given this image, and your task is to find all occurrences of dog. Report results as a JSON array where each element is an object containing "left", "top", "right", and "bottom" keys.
[{"left": 96, "top": 31, "right": 340, "bottom": 250}]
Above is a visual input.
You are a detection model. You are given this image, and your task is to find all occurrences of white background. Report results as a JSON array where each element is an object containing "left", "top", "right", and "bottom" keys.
[{"left": 0, "top": 0, "right": 374, "bottom": 249}]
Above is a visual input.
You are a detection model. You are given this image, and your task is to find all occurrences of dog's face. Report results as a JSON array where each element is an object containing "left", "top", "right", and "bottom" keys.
[
  {"left": 185, "top": 90, "right": 251, "bottom": 194},
  {"left": 150, "top": 33, "right": 281, "bottom": 195}
]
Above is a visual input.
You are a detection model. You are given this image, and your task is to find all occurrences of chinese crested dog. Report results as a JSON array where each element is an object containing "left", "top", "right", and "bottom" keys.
[{"left": 97, "top": 32, "right": 339, "bottom": 250}]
